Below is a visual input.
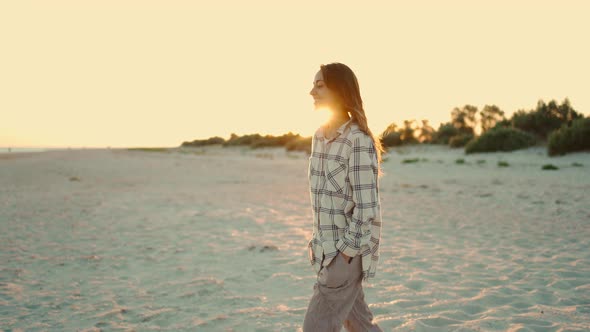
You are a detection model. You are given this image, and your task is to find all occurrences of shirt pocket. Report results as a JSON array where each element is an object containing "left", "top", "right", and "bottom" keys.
[{"left": 325, "top": 159, "right": 347, "bottom": 196}]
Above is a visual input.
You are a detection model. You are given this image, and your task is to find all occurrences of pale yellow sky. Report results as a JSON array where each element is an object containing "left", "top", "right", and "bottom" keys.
[{"left": 1, "top": 1, "right": 588, "bottom": 148}]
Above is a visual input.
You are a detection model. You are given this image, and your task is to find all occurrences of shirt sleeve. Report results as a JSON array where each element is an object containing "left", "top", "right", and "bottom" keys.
[{"left": 336, "top": 133, "right": 379, "bottom": 257}]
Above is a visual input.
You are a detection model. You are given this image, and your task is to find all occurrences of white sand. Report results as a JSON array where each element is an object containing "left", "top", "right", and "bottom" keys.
[{"left": 0, "top": 145, "right": 589, "bottom": 331}]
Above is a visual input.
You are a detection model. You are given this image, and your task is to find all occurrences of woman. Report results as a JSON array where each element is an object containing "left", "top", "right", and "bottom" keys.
[{"left": 302, "top": 62, "right": 385, "bottom": 332}]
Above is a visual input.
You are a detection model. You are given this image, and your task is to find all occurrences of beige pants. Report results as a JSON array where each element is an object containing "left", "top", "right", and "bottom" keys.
[{"left": 302, "top": 252, "right": 383, "bottom": 332}]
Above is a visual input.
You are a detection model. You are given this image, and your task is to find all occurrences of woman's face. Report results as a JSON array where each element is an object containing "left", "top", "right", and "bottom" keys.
[{"left": 309, "top": 70, "right": 340, "bottom": 110}]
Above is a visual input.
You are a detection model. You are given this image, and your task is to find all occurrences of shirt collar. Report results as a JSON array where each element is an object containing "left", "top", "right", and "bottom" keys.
[{"left": 318, "top": 118, "right": 353, "bottom": 141}]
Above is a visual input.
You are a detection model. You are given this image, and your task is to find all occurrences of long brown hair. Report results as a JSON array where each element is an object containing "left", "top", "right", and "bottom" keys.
[{"left": 320, "top": 62, "right": 385, "bottom": 178}]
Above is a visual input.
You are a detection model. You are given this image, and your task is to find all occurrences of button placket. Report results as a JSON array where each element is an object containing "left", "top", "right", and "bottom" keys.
[{"left": 316, "top": 140, "right": 325, "bottom": 236}]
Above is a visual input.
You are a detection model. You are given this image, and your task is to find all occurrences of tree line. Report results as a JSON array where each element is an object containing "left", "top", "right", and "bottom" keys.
[
  {"left": 181, "top": 98, "right": 589, "bottom": 156},
  {"left": 377, "top": 98, "right": 588, "bottom": 155}
]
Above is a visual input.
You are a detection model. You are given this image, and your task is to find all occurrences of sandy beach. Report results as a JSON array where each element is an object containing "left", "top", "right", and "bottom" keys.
[{"left": 1, "top": 145, "right": 589, "bottom": 331}]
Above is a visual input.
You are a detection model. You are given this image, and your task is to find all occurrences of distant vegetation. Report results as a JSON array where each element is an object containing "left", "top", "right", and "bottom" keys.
[
  {"left": 379, "top": 98, "right": 586, "bottom": 156},
  {"left": 547, "top": 117, "right": 590, "bottom": 156},
  {"left": 180, "top": 97, "right": 587, "bottom": 156},
  {"left": 511, "top": 99, "right": 582, "bottom": 140},
  {"left": 128, "top": 147, "right": 171, "bottom": 153},
  {"left": 465, "top": 127, "right": 537, "bottom": 154},
  {"left": 182, "top": 132, "right": 312, "bottom": 154},
  {"left": 542, "top": 164, "right": 559, "bottom": 170}
]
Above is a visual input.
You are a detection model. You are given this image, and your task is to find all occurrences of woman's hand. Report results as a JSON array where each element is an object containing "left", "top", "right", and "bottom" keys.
[{"left": 339, "top": 251, "right": 351, "bottom": 260}]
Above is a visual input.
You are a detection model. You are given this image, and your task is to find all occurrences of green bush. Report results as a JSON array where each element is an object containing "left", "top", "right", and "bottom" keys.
[
  {"left": 542, "top": 164, "right": 559, "bottom": 170},
  {"left": 285, "top": 137, "right": 312, "bottom": 154},
  {"left": 181, "top": 136, "right": 225, "bottom": 147},
  {"left": 449, "top": 134, "right": 475, "bottom": 148},
  {"left": 465, "top": 127, "right": 537, "bottom": 154},
  {"left": 489, "top": 119, "right": 511, "bottom": 131},
  {"left": 128, "top": 147, "right": 171, "bottom": 153},
  {"left": 497, "top": 161, "right": 510, "bottom": 167},
  {"left": 432, "top": 122, "right": 459, "bottom": 144},
  {"left": 381, "top": 131, "right": 403, "bottom": 147},
  {"left": 223, "top": 133, "right": 263, "bottom": 146},
  {"left": 512, "top": 99, "right": 584, "bottom": 139},
  {"left": 547, "top": 117, "right": 590, "bottom": 156}
]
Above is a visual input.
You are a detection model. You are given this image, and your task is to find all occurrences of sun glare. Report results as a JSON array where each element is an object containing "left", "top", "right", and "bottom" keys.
[{"left": 313, "top": 106, "right": 333, "bottom": 126}]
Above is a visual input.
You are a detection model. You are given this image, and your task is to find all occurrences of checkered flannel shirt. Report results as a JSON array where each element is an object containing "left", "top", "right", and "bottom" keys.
[{"left": 307, "top": 118, "right": 382, "bottom": 282}]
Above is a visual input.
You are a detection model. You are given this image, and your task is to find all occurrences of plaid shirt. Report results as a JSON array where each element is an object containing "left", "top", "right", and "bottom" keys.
[{"left": 307, "top": 118, "right": 382, "bottom": 282}]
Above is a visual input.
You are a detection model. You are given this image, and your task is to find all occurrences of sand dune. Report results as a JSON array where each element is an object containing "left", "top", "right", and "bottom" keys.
[{"left": 1, "top": 145, "right": 589, "bottom": 331}]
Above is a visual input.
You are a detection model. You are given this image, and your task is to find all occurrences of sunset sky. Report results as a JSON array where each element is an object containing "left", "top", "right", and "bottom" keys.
[{"left": 1, "top": 1, "right": 589, "bottom": 148}]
